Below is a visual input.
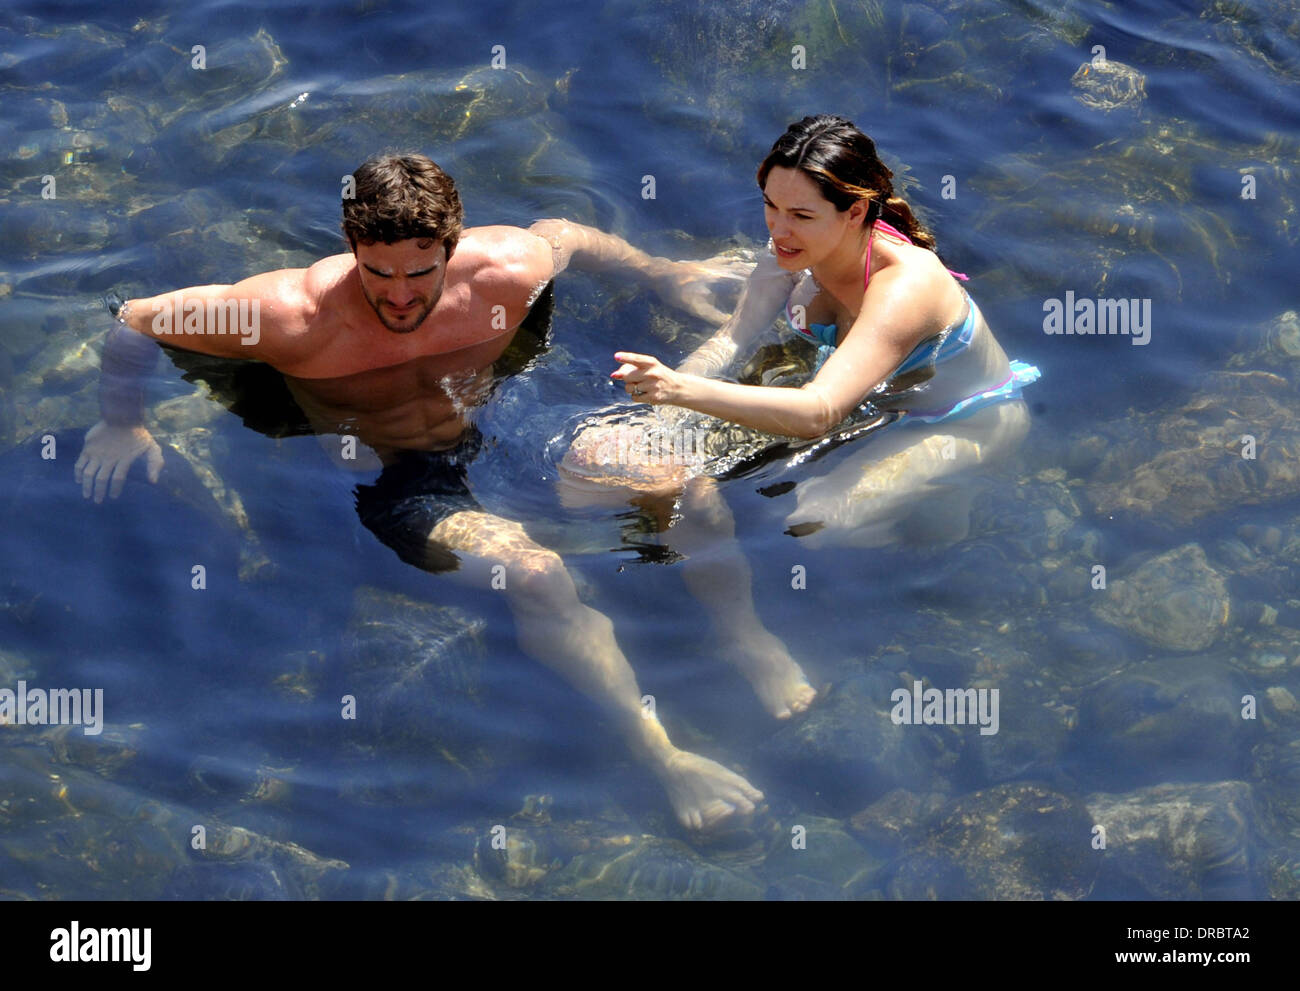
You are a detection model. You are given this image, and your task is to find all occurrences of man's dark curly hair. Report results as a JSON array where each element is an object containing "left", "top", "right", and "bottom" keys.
[{"left": 341, "top": 152, "right": 464, "bottom": 256}]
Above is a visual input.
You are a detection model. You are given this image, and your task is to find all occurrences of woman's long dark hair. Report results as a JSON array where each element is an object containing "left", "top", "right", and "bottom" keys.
[{"left": 757, "top": 115, "right": 938, "bottom": 253}]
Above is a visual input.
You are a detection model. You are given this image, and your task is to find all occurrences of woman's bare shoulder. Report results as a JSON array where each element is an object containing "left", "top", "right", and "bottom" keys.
[{"left": 873, "top": 245, "right": 967, "bottom": 329}]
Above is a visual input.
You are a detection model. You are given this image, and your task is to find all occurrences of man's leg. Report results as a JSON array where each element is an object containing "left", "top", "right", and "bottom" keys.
[{"left": 426, "top": 509, "right": 763, "bottom": 832}]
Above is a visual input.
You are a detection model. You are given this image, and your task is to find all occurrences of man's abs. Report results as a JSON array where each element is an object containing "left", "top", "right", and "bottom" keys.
[{"left": 285, "top": 357, "right": 499, "bottom": 459}]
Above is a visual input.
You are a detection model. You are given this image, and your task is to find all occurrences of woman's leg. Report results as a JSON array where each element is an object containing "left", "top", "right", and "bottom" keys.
[
  {"left": 786, "top": 401, "right": 1030, "bottom": 548},
  {"left": 559, "top": 412, "right": 816, "bottom": 718},
  {"left": 667, "top": 475, "right": 817, "bottom": 719}
]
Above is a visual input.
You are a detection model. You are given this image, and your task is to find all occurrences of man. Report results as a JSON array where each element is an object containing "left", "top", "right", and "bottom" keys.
[{"left": 76, "top": 152, "right": 762, "bottom": 831}]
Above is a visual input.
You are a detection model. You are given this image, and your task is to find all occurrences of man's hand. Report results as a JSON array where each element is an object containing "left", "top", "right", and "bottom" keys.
[
  {"left": 75, "top": 421, "right": 164, "bottom": 503},
  {"left": 611, "top": 352, "right": 686, "bottom": 405},
  {"left": 652, "top": 254, "right": 754, "bottom": 325}
]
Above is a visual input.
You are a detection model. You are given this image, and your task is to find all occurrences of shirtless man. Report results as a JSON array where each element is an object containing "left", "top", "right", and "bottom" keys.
[{"left": 75, "top": 152, "right": 763, "bottom": 831}]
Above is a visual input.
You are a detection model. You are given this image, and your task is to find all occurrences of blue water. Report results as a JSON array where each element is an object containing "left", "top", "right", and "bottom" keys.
[{"left": 2, "top": 0, "right": 1299, "bottom": 898}]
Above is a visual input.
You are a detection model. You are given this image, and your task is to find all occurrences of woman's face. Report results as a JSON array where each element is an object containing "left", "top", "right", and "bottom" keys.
[{"left": 762, "top": 166, "right": 867, "bottom": 270}]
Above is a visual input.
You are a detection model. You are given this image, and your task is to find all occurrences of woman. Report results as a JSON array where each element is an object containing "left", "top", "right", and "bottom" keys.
[{"left": 558, "top": 115, "right": 1039, "bottom": 719}]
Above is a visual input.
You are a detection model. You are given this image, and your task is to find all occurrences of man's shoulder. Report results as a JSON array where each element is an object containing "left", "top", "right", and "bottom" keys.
[
  {"left": 456, "top": 226, "right": 552, "bottom": 289},
  {"left": 299, "top": 253, "right": 355, "bottom": 308},
  {"left": 450, "top": 228, "right": 552, "bottom": 329},
  {"left": 460, "top": 224, "right": 544, "bottom": 252},
  {"left": 304, "top": 252, "right": 355, "bottom": 286}
]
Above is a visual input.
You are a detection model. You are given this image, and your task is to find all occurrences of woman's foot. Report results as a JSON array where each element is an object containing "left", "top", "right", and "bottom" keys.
[{"left": 719, "top": 631, "right": 817, "bottom": 720}]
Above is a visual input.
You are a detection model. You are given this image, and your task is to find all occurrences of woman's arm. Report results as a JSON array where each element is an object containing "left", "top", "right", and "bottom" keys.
[
  {"left": 616, "top": 267, "right": 932, "bottom": 439},
  {"left": 668, "top": 376, "right": 827, "bottom": 438}
]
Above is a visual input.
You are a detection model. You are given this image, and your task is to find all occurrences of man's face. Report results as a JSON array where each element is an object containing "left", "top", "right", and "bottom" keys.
[{"left": 353, "top": 238, "right": 450, "bottom": 333}]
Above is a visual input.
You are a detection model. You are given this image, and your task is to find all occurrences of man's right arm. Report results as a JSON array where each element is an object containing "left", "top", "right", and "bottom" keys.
[
  {"left": 117, "top": 269, "right": 315, "bottom": 364},
  {"left": 77, "top": 270, "right": 314, "bottom": 501}
]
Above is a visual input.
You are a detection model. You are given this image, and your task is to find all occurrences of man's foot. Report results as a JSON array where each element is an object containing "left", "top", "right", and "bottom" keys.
[
  {"left": 654, "top": 750, "right": 764, "bottom": 831},
  {"left": 719, "top": 632, "right": 818, "bottom": 720}
]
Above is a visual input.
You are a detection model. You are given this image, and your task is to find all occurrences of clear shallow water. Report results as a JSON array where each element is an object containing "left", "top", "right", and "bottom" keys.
[{"left": 1, "top": 0, "right": 1299, "bottom": 899}]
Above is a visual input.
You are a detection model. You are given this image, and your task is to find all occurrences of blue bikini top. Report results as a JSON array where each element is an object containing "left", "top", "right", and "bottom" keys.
[
  {"left": 785, "top": 285, "right": 979, "bottom": 379},
  {"left": 780, "top": 217, "right": 975, "bottom": 376}
]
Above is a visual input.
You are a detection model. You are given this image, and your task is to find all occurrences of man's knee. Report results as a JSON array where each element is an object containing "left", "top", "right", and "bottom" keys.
[
  {"left": 505, "top": 547, "right": 576, "bottom": 611},
  {"left": 430, "top": 510, "right": 529, "bottom": 556}
]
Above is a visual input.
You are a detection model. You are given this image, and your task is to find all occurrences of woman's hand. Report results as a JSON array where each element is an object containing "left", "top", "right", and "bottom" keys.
[{"left": 611, "top": 352, "right": 685, "bottom": 405}]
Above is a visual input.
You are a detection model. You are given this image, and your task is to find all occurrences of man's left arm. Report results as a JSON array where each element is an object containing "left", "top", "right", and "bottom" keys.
[{"left": 527, "top": 219, "right": 748, "bottom": 325}]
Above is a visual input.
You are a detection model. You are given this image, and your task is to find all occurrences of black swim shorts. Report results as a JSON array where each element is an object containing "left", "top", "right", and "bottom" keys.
[{"left": 353, "top": 426, "right": 485, "bottom": 573}]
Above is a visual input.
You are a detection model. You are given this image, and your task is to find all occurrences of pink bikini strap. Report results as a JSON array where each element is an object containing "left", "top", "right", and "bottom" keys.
[{"left": 864, "top": 219, "right": 969, "bottom": 288}]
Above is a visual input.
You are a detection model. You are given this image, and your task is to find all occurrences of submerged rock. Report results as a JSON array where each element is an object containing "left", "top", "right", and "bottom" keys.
[
  {"left": 257, "top": 60, "right": 581, "bottom": 196},
  {"left": 1087, "top": 347, "right": 1300, "bottom": 527},
  {"left": 298, "top": 63, "right": 557, "bottom": 146},
  {"left": 849, "top": 788, "right": 949, "bottom": 853},
  {"left": 1092, "top": 544, "right": 1230, "bottom": 652},
  {"left": 1264, "top": 848, "right": 1300, "bottom": 900},
  {"left": 540, "top": 834, "right": 763, "bottom": 900},
  {"left": 761, "top": 814, "right": 881, "bottom": 893},
  {"left": 975, "top": 122, "right": 1258, "bottom": 300},
  {"left": 324, "top": 860, "right": 497, "bottom": 900},
  {"left": 1251, "top": 738, "right": 1300, "bottom": 841},
  {"left": 1152, "top": 0, "right": 1300, "bottom": 92},
  {"left": 162, "top": 28, "right": 288, "bottom": 109},
  {"left": 769, "top": 0, "right": 1090, "bottom": 118},
  {"left": 162, "top": 858, "right": 299, "bottom": 900},
  {"left": 606, "top": 0, "right": 794, "bottom": 152},
  {"left": 37, "top": 722, "right": 146, "bottom": 781},
  {"left": 186, "top": 752, "right": 293, "bottom": 810},
  {"left": 1086, "top": 781, "right": 1255, "bottom": 899},
  {"left": 340, "top": 586, "right": 500, "bottom": 774},
  {"left": 0, "top": 741, "right": 345, "bottom": 899},
  {"left": 1070, "top": 57, "right": 1147, "bottom": 112},
  {"left": 0, "top": 294, "right": 54, "bottom": 364},
  {"left": 0, "top": 646, "right": 36, "bottom": 687},
  {"left": 755, "top": 671, "right": 959, "bottom": 815},
  {"left": 883, "top": 782, "right": 1096, "bottom": 899},
  {"left": 967, "top": 697, "right": 1074, "bottom": 786},
  {"left": 1230, "top": 310, "right": 1300, "bottom": 372},
  {"left": 1072, "top": 657, "right": 1253, "bottom": 789},
  {"left": 473, "top": 822, "right": 628, "bottom": 891},
  {"left": 0, "top": 201, "right": 112, "bottom": 257},
  {"left": 1042, "top": 621, "right": 1137, "bottom": 692}
]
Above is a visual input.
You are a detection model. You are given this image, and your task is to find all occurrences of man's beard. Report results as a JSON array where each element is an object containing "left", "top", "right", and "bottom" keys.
[{"left": 364, "top": 288, "right": 435, "bottom": 333}]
